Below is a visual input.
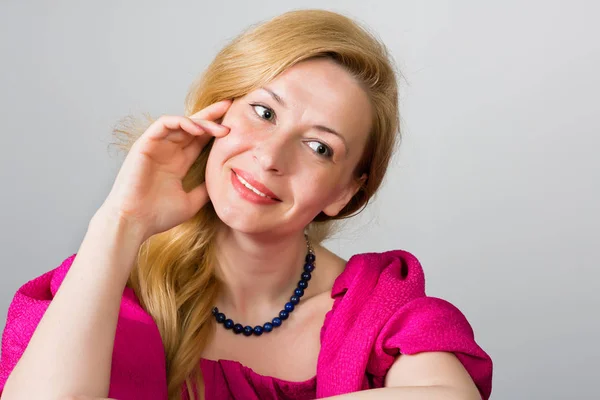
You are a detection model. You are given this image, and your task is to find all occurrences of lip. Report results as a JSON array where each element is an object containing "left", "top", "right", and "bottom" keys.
[{"left": 231, "top": 168, "right": 281, "bottom": 202}]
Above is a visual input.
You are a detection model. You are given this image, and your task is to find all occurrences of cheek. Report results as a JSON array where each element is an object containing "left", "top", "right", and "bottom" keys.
[
  {"left": 214, "top": 115, "right": 264, "bottom": 157},
  {"left": 204, "top": 146, "right": 220, "bottom": 197},
  {"left": 205, "top": 138, "right": 236, "bottom": 196},
  {"left": 205, "top": 116, "right": 259, "bottom": 190},
  {"left": 222, "top": 101, "right": 267, "bottom": 141},
  {"left": 208, "top": 128, "right": 253, "bottom": 166},
  {"left": 294, "top": 171, "right": 340, "bottom": 206}
]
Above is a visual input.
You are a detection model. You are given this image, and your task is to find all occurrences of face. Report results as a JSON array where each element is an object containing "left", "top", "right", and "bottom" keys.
[{"left": 205, "top": 57, "right": 372, "bottom": 237}]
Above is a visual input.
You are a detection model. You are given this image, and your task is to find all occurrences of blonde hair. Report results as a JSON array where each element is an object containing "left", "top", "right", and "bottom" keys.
[{"left": 112, "top": 9, "right": 400, "bottom": 400}]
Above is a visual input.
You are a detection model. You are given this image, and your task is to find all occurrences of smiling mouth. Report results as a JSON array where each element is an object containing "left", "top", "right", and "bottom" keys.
[{"left": 233, "top": 172, "right": 279, "bottom": 200}]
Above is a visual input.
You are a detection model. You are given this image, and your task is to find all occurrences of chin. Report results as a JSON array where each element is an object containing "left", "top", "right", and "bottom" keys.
[
  {"left": 216, "top": 210, "right": 262, "bottom": 234},
  {"left": 208, "top": 196, "right": 271, "bottom": 234},
  {"left": 211, "top": 200, "right": 312, "bottom": 238}
]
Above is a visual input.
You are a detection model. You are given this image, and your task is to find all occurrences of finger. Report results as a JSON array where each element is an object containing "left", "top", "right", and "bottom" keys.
[
  {"left": 189, "top": 99, "right": 232, "bottom": 121},
  {"left": 145, "top": 116, "right": 228, "bottom": 148},
  {"left": 189, "top": 118, "right": 229, "bottom": 138},
  {"left": 181, "top": 119, "right": 230, "bottom": 154},
  {"left": 144, "top": 115, "right": 205, "bottom": 142},
  {"left": 163, "top": 131, "right": 196, "bottom": 145}
]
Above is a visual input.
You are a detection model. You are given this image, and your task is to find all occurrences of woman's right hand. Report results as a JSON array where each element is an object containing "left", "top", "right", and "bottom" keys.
[{"left": 99, "top": 99, "right": 232, "bottom": 241}]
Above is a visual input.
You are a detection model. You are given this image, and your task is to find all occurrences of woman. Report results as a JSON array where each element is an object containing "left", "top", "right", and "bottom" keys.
[{"left": 0, "top": 9, "right": 492, "bottom": 400}]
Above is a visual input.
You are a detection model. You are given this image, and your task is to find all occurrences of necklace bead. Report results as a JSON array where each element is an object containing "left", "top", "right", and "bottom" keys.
[
  {"left": 233, "top": 324, "right": 243, "bottom": 334},
  {"left": 212, "top": 234, "right": 315, "bottom": 337}
]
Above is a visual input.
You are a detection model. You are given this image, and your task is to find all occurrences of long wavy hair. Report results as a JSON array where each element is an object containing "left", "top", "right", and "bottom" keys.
[{"left": 111, "top": 9, "right": 400, "bottom": 400}]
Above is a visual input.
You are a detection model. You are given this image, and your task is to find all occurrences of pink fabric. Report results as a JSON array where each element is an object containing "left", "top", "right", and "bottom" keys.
[{"left": 1, "top": 250, "right": 492, "bottom": 399}]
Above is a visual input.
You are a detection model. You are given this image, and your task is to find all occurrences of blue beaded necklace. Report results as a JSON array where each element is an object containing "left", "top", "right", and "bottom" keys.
[{"left": 212, "top": 234, "right": 315, "bottom": 337}]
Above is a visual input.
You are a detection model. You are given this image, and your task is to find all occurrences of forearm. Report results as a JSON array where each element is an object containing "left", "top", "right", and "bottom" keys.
[
  {"left": 323, "top": 386, "right": 480, "bottom": 400},
  {"left": 2, "top": 209, "right": 147, "bottom": 400}
]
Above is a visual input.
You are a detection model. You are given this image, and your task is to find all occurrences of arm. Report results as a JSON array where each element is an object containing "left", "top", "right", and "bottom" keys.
[
  {"left": 1, "top": 103, "right": 231, "bottom": 400},
  {"left": 323, "top": 352, "right": 481, "bottom": 400},
  {"left": 1, "top": 208, "right": 146, "bottom": 400}
]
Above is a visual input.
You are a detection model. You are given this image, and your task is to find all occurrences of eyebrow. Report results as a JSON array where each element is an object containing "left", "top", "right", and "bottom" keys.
[
  {"left": 262, "top": 87, "right": 287, "bottom": 108},
  {"left": 261, "top": 86, "right": 350, "bottom": 156}
]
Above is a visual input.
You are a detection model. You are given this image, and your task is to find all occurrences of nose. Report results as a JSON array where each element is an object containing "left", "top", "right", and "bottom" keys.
[{"left": 253, "top": 132, "right": 292, "bottom": 174}]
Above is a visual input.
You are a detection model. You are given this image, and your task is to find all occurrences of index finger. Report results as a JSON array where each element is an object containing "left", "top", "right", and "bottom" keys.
[{"left": 189, "top": 99, "right": 232, "bottom": 121}]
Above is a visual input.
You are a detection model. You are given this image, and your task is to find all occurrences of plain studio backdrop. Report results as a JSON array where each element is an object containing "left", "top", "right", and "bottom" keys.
[{"left": 0, "top": 1, "right": 598, "bottom": 399}]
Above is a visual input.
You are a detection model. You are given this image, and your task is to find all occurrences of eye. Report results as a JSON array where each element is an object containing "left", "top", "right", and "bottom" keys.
[
  {"left": 306, "top": 141, "right": 333, "bottom": 158},
  {"left": 251, "top": 104, "right": 275, "bottom": 122}
]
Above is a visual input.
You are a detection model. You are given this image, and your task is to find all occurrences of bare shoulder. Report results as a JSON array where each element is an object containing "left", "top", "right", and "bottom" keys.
[{"left": 310, "top": 243, "right": 348, "bottom": 295}]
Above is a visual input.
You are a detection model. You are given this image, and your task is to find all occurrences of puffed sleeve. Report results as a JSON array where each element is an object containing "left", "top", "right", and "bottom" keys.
[
  {"left": 0, "top": 254, "right": 168, "bottom": 399},
  {"left": 316, "top": 250, "right": 493, "bottom": 399},
  {"left": 0, "top": 254, "right": 76, "bottom": 393},
  {"left": 369, "top": 296, "right": 493, "bottom": 399}
]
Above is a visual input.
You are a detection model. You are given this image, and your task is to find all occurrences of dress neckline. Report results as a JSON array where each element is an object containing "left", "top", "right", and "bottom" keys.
[
  {"left": 196, "top": 252, "right": 375, "bottom": 384},
  {"left": 199, "top": 276, "right": 347, "bottom": 385},
  {"left": 200, "top": 358, "right": 317, "bottom": 386}
]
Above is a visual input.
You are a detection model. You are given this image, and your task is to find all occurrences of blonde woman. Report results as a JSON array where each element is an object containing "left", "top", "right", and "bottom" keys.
[{"left": 0, "top": 9, "right": 492, "bottom": 400}]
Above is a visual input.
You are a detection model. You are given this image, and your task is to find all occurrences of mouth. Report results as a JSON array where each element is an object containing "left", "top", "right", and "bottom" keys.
[{"left": 231, "top": 168, "right": 281, "bottom": 201}]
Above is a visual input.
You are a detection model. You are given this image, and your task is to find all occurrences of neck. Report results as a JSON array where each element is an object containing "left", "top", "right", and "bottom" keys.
[{"left": 213, "top": 227, "right": 309, "bottom": 325}]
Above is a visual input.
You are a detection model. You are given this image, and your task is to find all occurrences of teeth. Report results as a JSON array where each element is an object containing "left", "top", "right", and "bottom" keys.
[{"left": 235, "top": 173, "right": 271, "bottom": 198}]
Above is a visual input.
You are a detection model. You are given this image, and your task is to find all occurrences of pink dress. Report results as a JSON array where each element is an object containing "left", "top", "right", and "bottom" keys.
[{"left": 0, "top": 250, "right": 493, "bottom": 399}]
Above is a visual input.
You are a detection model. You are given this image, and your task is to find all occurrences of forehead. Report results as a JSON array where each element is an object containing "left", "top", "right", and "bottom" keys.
[{"left": 261, "top": 58, "right": 372, "bottom": 155}]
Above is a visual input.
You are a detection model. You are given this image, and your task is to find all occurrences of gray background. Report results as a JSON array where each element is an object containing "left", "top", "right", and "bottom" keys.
[{"left": 1, "top": 1, "right": 598, "bottom": 399}]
